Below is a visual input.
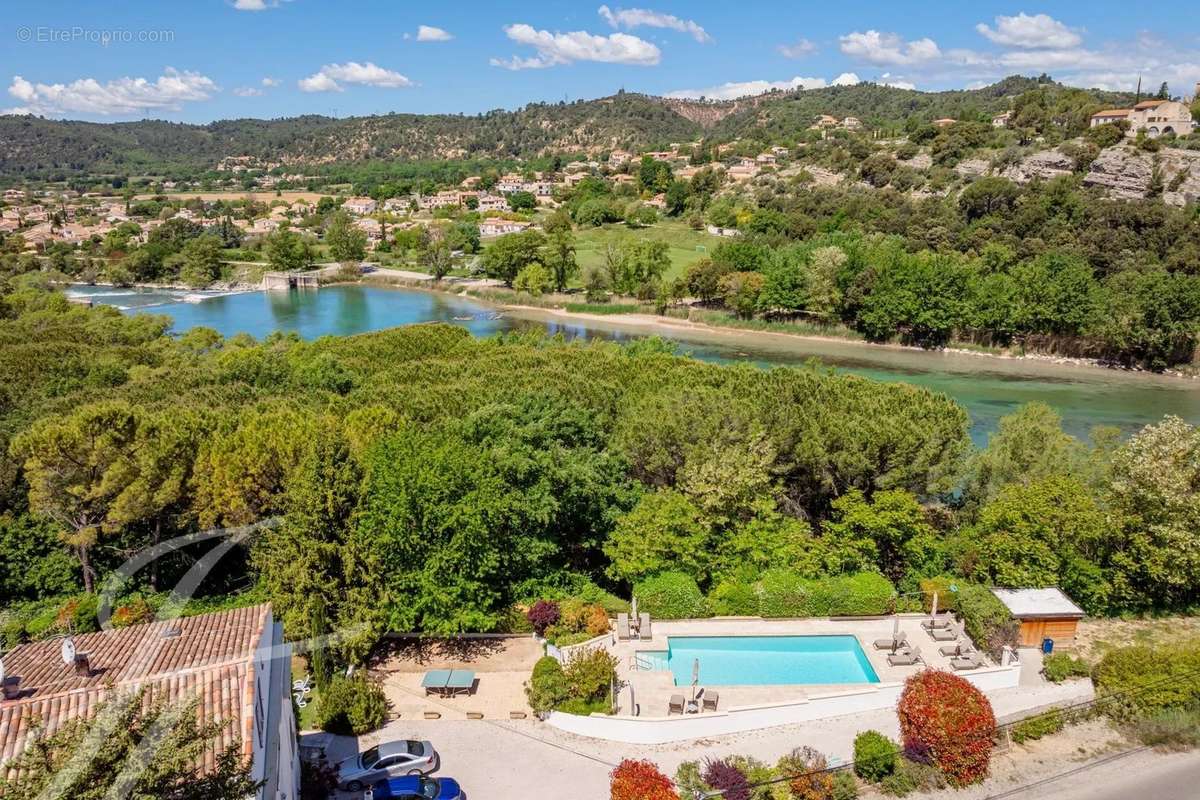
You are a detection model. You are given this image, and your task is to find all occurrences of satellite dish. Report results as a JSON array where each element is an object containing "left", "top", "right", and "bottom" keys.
[{"left": 60, "top": 637, "right": 76, "bottom": 665}]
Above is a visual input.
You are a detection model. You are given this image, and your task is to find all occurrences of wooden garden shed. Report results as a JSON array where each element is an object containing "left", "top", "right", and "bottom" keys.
[{"left": 991, "top": 588, "right": 1085, "bottom": 649}]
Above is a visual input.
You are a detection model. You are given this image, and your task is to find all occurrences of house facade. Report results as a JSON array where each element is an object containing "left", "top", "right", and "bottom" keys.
[
  {"left": 0, "top": 605, "right": 299, "bottom": 800},
  {"left": 1090, "top": 99, "right": 1195, "bottom": 137}
]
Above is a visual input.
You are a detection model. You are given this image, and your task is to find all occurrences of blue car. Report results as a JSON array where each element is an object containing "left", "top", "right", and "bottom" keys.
[{"left": 368, "top": 775, "right": 464, "bottom": 800}]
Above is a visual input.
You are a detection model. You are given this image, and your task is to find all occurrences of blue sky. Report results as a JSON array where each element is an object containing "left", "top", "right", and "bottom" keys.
[{"left": 2, "top": 1, "right": 1197, "bottom": 122}]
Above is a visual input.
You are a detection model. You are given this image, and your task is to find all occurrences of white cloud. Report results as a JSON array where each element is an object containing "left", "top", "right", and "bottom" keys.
[
  {"left": 233, "top": 86, "right": 263, "bottom": 97},
  {"left": 976, "top": 13, "right": 1081, "bottom": 49},
  {"left": 298, "top": 61, "right": 413, "bottom": 92},
  {"left": 261, "top": 77, "right": 279, "bottom": 87},
  {"left": 4, "top": 68, "right": 217, "bottom": 116},
  {"left": 831, "top": 72, "right": 861, "bottom": 86},
  {"left": 879, "top": 73, "right": 916, "bottom": 90},
  {"left": 839, "top": 30, "right": 940, "bottom": 65},
  {"left": 232, "top": 0, "right": 288, "bottom": 10},
  {"left": 492, "top": 23, "right": 661, "bottom": 69},
  {"left": 778, "top": 39, "right": 817, "bottom": 59},
  {"left": 666, "top": 75, "right": 828, "bottom": 101},
  {"left": 597, "top": 5, "right": 711, "bottom": 44},
  {"left": 416, "top": 25, "right": 453, "bottom": 42}
]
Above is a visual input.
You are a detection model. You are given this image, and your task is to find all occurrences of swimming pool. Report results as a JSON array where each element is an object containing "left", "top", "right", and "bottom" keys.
[{"left": 637, "top": 635, "right": 880, "bottom": 686}]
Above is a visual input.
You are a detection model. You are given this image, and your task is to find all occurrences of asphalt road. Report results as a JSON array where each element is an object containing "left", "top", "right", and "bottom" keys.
[{"left": 989, "top": 748, "right": 1200, "bottom": 800}]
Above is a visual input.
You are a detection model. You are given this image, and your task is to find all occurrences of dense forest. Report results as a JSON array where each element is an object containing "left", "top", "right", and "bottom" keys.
[
  {"left": 0, "top": 77, "right": 1139, "bottom": 178},
  {"left": 1, "top": 280, "right": 1198, "bottom": 666}
]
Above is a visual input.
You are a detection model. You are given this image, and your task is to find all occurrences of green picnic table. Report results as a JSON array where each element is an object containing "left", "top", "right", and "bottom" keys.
[{"left": 421, "top": 669, "right": 476, "bottom": 698}]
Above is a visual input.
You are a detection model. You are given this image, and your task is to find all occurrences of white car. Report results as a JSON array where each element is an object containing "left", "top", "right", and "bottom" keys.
[{"left": 337, "top": 740, "right": 440, "bottom": 792}]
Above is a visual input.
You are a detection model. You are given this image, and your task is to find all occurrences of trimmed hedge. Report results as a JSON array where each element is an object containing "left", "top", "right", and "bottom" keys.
[
  {"left": 718, "top": 571, "right": 896, "bottom": 619},
  {"left": 956, "top": 584, "right": 1018, "bottom": 660},
  {"left": 635, "top": 572, "right": 707, "bottom": 619},
  {"left": 897, "top": 670, "right": 996, "bottom": 787}
]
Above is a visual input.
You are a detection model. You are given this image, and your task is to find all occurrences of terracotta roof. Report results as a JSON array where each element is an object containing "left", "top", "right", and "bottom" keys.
[
  {"left": 1133, "top": 99, "right": 1167, "bottom": 109},
  {"left": 1091, "top": 109, "right": 1130, "bottom": 117},
  {"left": 0, "top": 604, "right": 270, "bottom": 776}
]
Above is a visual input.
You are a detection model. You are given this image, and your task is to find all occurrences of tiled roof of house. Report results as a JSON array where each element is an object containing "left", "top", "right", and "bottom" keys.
[
  {"left": 0, "top": 604, "right": 270, "bottom": 776},
  {"left": 1091, "top": 109, "right": 1130, "bottom": 117}
]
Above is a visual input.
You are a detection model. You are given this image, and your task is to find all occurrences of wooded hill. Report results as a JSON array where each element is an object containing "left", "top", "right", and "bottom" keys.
[{"left": 0, "top": 76, "right": 1138, "bottom": 178}]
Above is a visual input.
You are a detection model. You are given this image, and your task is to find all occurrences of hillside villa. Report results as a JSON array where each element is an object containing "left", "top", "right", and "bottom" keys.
[
  {"left": 1090, "top": 90, "right": 1197, "bottom": 138},
  {"left": 0, "top": 605, "right": 299, "bottom": 800}
]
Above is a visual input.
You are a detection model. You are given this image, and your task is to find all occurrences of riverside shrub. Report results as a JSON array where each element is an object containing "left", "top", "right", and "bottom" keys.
[
  {"left": 635, "top": 572, "right": 707, "bottom": 619},
  {"left": 853, "top": 730, "right": 898, "bottom": 782},
  {"left": 897, "top": 670, "right": 996, "bottom": 786},
  {"left": 610, "top": 759, "right": 676, "bottom": 800}
]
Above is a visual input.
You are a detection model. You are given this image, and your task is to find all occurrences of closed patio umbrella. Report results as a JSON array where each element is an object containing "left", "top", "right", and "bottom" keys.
[{"left": 692, "top": 658, "right": 700, "bottom": 702}]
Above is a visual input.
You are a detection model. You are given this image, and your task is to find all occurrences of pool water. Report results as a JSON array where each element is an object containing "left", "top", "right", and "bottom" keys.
[{"left": 642, "top": 635, "right": 880, "bottom": 686}]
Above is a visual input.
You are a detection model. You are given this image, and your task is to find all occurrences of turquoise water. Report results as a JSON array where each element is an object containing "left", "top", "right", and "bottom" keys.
[
  {"left": 652, "top": 635, "right": 880, "bottom": 686},
  {"left": 68, "top": 284, "right": 1200, "bottom": 443}
]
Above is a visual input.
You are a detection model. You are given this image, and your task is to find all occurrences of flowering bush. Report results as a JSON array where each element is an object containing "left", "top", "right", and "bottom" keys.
[
  {"left": 702, "top": 757, "right": 750, "bottom": 800},
  {"left": 610, "top": 759, "right": 676, "bottom": 800},
  {"left": 897, "top": 670, "right": 996, "bottom": 786},
  {"left": 525, "top": 599, "right": 560, "bottom": 636},
  {"left": 777, "top": 746, "right": 833, "bottom": 800}
]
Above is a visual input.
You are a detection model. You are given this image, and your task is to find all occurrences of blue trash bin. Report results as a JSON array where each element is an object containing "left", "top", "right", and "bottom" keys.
[{"left": 1042, "top": 638, "right": 1054, "bottom": 654}]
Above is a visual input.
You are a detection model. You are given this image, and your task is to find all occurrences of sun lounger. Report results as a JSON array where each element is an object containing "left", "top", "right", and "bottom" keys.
[
  {"left": 873, "top": 632, "right": 907, "bottom": 651},
  {"left": 617, "top": 613, "right": 631, "bottom": 641},
  {"left": 702, "top": 690, "right": 719, "bottom": 712},
  {"left": 939, "top": 642, "right": 970, "bottom": 657},
  {"left": 920, "top": 613, "right": 954, "bottom": 630},
  {"left": 668, "top": 694, "right": 685, "bottom": 715},
  {"left": 888, "top": 646, "right": 922, "bottom": 667},
  {"left": 639, "top": 613, "right": 652, "bottom": 639},
  {"left": 951, "top": 653, "right": 984, "bottom": 670},
  {"left": 928, "top": 624, "right": 958, "bottom": 642}
]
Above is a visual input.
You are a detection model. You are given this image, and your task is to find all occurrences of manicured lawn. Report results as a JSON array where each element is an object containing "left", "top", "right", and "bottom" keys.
[{"left": 572, "top": 219, "right": 722, "bottom": 283}]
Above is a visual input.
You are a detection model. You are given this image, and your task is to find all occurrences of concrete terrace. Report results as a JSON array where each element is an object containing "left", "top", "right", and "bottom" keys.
[{"left": 601, "top": 615, "right": 986, "bottom": 717}]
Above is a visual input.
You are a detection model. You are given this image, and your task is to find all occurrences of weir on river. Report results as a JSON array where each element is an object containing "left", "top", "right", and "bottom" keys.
[{"left": 66, "top": 283, "right": 1200, "bottom": 445}]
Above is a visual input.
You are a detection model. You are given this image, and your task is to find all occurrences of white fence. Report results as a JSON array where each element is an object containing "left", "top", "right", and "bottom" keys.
[{"left": 545, "top": 664, "right": 1022, "bottom": 744}]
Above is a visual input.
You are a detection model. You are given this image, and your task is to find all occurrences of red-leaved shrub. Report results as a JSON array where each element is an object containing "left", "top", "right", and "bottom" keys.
[
  {"left": 897, "top": 669, "right": 996, "bottom": 786},
  {"left": 526, "top": 599, "right": 561, "bottom": 637},
  {"left": 610, "top": 759, "right": 676, "bottom": 800},
  {"left": 702, "top": 757, "right": 750, "bottom": 800}
]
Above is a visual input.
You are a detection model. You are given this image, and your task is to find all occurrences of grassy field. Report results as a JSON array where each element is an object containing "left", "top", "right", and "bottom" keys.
[
  {"left": 573, "top": 219, "right": 722, "bottom": 283},
  {"left": 1074, "top": 616, "right": 1200, "bottom": 663}
]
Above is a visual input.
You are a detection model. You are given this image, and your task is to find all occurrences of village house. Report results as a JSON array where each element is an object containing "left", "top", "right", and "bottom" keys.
[
  {"left": 383, "top": 197, "right": 410, "bottom": 213},
  {"left": 706, "top": 224, "right": 742, "bottom": 237},
  {"left": 933, "top": 118, "right": 957, "bottom": 128},
  {"left": 416, "top": 191, "right": 460, "bottom": 211},
  {"left": 811, "top": 115, "right": 839, "bottom": 130},
  {"left": 341, "top": 196, "right": 377, "bottom": 215},
  {"left": 1091, "top": 97, "right": 1195, "bottom": 137},
  {"left": 476, "top": 193, "right": 509, "bottom": 213},
  {"left": 770, "top": 146, "right": 790, "bottom": 157},
  {"left": 479, "top": 218, "right": 531, "bottom": 237},
  {"left": 354, "top": 217, "right": 383, "bottom": 244},
  {"left": 0, "top": 605, "right": 299, "bottom": 800},
  {"left": 756, "top": 152, "right": 777, "bottom": 165},
  {"left": 841, "top": 116, "right": 863, "bottom": 130},
  {"left": 2, "top": 188, "right": 26, "bottom": 202},
  {"left": 460, "top": 176, "right": 482, "bottom": 189},
  {"left": 992, "top": 110, "right": 1013, "bottom": 128},
  {"left": 608, "top": 150, "right": 634, "bottom": 167},
  {"left": 562, "top": 172, "right": 589, "bottom": 188},
  {"left": 496, "top": 174, "right": 526, "bottom": 194}
]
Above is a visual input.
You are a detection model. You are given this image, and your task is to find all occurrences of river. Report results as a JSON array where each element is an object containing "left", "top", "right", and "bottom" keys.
[{"left": 67, "top": 284, "right": 1200, "bottom": 445}]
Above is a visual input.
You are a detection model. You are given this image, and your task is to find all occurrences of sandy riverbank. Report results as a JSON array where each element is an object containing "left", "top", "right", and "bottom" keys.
[{"left": 352, "top": 273, "right": 1199, "bottom": 384}]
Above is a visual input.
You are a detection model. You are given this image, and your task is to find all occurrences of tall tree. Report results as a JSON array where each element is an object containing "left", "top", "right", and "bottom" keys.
[{"left": 324, "top": 210, "right": 367, "bottom": 263}]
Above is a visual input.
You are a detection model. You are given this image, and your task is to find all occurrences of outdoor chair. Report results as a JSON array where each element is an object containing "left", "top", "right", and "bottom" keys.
[
  {"left": 617, "top": 613, "right": 631, "bottom": 641},
  {"left": 939, "top": 642, "right": 971, "bottom": 657},
  {"left": 951, "top": 652, "right": 984, "bottom": 670},
  {"left": 639, "top": 613, "right": 652, "bottom": 639},
  {"left": 702, "top": 690, "right": 719, "bottom": 712},
  {"left": 920, "top": 613, "right": 954, "bottom": 631},
  {"left": 888, "top": 646, "right": 922, "bottom": 667},
  {"left": 668, "top": 694, "right": 685, "bottom": 715},
  {"left": 928, "top": 623, "right": 958, "bottom": 642},
  {"left": 873, "top": 632, "right": 906, "bottom": 651}
]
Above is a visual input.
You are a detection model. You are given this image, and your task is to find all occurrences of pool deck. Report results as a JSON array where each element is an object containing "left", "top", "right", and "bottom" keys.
[{"left": 601, "top": 615, "right": 986, "bottom": 717}]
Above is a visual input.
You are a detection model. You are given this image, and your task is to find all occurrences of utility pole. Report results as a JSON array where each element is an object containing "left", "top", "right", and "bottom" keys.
[{"left": 1134, "top": 76, "right": 1142, "bottom": 104}]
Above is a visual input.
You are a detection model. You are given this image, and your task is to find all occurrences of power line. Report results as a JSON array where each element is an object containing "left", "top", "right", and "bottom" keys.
[{"left": 684, "top": 662, "right": 1200, "bottom": 798}]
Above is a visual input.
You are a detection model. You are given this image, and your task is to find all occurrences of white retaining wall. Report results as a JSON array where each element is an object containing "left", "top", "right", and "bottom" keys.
[{"left": 545, "top": 664, "right": 1021, "bottom": 744}]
